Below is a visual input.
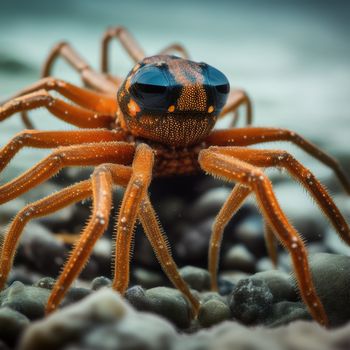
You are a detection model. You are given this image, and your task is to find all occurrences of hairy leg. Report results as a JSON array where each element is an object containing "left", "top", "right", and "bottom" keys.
[
  {"left": 0, "top": 180, "right": 92, "bottom": 290},
  {"left": 0, "top": 142, "right": 135, "bottom": 204},
  {"left": 42, "top": 42, "right": 116, "bottom": 94},
  {"left": 199, "top": 147, "right": 328, "bottom": 326},
  {"left": 212, "top": 146, "right": 350, "bottom": 243},
  {"left": 6, "top": 77, "right": 117, "bottom": 115},
  {"left": 205, "top": 127, "right": 350, "bottom": 194},
  {"left": 139, "top": 195, "right": 200, "bottom": 315},
  {"left": 101, "top": 26, "right": 145, "bottom": 73},
  {"left": 208, "top": 184, "right": 251, "bottom": 291},
  {"left": 219, "top": 90, "right": 253, "bottom": 126},
  {"left": 158, "top": 43, "right": 190, "bottom": 59},
  {"left": 0, "top": 129, "right": 126, "bottom": 173},
  {"left": 0, "top": 90, "right": 115, "bottom": 128},
  {"left": 112, "top": 143, "right": 154, "bottom": 293}
]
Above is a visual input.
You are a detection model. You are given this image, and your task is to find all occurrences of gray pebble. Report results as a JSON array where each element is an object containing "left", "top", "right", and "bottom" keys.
[
  {"left": 133, "top": 267, "right": 165, "bottom": 289},
  {"left": 91, "top": 276, "right": 112, "bottom": 291},
  {"left": 251, "top": 270, "right": 297, "bottom": 302},
  {"left": 229, "top": 278, "right": 273, "bottom": 325},
  {"left": 179, "top": 266, "right": 211, "bottom": 291},
  {"left": 198, "top": 299, "right": 231, "bottom": 327},
  {"left": 0, "top": 307, "right": 30, "bottom": 347},
  {"left": 0, "top": 282, "right": 50, "bottom": 320},
  {"left": 33, "top": 277, "right": 55, "bottom": 290},
  {"left": 223, "top": 244, "right": 256, "bottom": 273},
  {"left": 308, "top": 253, "right": 350, "bottom": 327},
  {"left": 266, "top": 301, "right": 311, "bottom": 327}
]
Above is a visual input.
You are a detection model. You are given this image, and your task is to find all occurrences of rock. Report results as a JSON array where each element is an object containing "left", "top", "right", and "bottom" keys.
[
  {"left": 20, "top": 289, "right": 177, "bottom": 350},
  {"left": 62, "top": 287, "right": 92, "bottom": 307},
  {"left": 266, "top": 301, "right": 311, "bottom": 327},
  {"left": 308, "top": 253, "right": 350, "bottom": 327},
  {"left": 324, "top": 226, "right": 350, "bottom": 255},
  {"left": 133, "top": 267, "right": 165, "bottom": 289},
  {"left": 33, "top": 277, "right": 55, "bottom": 290},
  {"left": 91, "top": 276, "right": 112, "bottom": 291},
  {"left": 229, "top": 278, "right": 273, "bottom": 325},
  {"left": 222, "top": 244, "right": 256, "bottom": 273},
  {"left": 0, "top": 307, "right": 30, "bottom": 347},
  {"left": 251, "top": 270, "right": 297, "bottom": 302},
  {"left": 126, "top": 286, "right": 191, "bottom": 328},
  {"left": 198, "top": 299, "right": 231, "bottom": 327},
  {"left": 179, "top": 266, "right": 211, "bottom": 291},
  {"left": 217, "top": 276, "right": 235, "bottom": 296},
  {"left": 0, "top": 282, "right": 50, "bottom": 320}
]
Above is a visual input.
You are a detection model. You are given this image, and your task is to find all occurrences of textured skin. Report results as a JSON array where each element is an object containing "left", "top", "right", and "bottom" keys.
[{"left": 117, "top": 55, "right": 225, "bottom": 148}]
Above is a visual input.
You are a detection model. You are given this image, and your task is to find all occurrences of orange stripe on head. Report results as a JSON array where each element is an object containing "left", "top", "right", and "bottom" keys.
[{"left": 127, "top": 98, "right": 141, "bottom": 117}]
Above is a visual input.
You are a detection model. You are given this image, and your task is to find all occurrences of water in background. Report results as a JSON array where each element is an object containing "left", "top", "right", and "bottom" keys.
[{"left": 0, "top": 0, "right": 349, "bottom": 184}]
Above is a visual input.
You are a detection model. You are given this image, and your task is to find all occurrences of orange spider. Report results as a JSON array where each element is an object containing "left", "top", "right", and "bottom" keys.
[{"left": 0, "top": 26, "right": 349, "bottom": 327}]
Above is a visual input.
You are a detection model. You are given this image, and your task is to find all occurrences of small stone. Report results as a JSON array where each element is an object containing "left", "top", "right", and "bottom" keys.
[
  {"left": 266, "top": 301, "right": 311, "bottom": 327},
  {"left": 0, "top": 307, "right": 30, "bottom": 347},
  {"left": 308, "top": 253, "right": 350, "bottom": 327},
  {"left": 62, "top": 287, "right": 92, "bottom": 307},
  {"left": 251, "top": 270, "right": 297, "bottom": 302},
  {"left": 91, "top": 276, "right": 112, "bottom": 291},
  {"left": 133, "top": 267, "right": 165, "bottom": 289},
  {"left": 179, "top": 266, "right": 211, "bottom": 291},
  {"left": 124, "top": 285, "right": 148, "bottom": 311},
  {"left": 229, "top": 278, "right": 273, "bottom": 325},
  {"left": 33, "top": 277, "right": 55, "bottom": 290},
  {"left": 222, "top": 244, "right": 256, "bottom": 273},
  {"left": 0, "top": 282, "right": 50, "bottom": 320},
  {"left": 198, "top": 299, "right": 231, "bottom": 327}
]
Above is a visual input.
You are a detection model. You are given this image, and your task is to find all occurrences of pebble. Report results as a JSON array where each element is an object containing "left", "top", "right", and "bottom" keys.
[
  {"left": 133, "top": 267, "right": 165, "bottom": 289},
  {"left": 19, "top": 289, "right": 176, "bottom": 350},
  {"left": 251, "top": 270, "right": 297, "bottom": 303},
  {"left": 0, "top": 307, "right": 30, "bottom": 347},
  {"left": 229, "top": 278, "right": 273, "bottom": 325},
  {"left": 266, "top": 301, "right": 311, "bottom": 327},
  {"left": 222, "top": 244, "right": 256, "bottom": 273},
  {"left": 125, "top": 285, "right": 191, "bottom": 328},
  {"left": 198, "top": 299, "right": 231, "bottom": 327},
  {"left": 308, "top": 253, "right": 350, "bottom": 327},
  {"left": 179, "top": 266, "right": 211, "bottom": 291},
  {"left": 0, "top": 282, "right": 50, "bottom": 320},
  {"left": 91, "top": 276, "right": 112, "bottom": 291}
]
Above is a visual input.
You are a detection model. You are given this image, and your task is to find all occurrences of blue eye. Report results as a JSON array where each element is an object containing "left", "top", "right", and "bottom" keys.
[
  {"left": 206, "top": 65, "right": 230, "bottom": 95},
  {"left": 130, "top": 66, "right": 170, "bottom": 109},
  {"left": 205, "top": 65, "right": 230, "bottom": 110}
]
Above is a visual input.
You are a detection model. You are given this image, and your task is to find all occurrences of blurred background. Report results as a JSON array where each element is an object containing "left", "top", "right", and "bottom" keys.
[
  {"left": 0, "top": 0, "right": 350, "bottom": 275},
  {"left": 0, "top": 0, "right": 349, "bottom": 223}
]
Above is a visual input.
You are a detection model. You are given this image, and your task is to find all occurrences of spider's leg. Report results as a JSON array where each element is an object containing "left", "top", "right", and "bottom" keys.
[
  {"left": 101, "top": 26, "right": 145, "bottom": 73},
  {"left": 0, "top": 129, "right": 126, "bottom": 173},
  {"left": 205, "top": 127, "right": 350, "bottom": 194},
  {"left": 199, "top": 147, "right": 328, "bottom": 326},
  {"left": 139, "top": 195, "right": 200, "bottom": 316},
  {"left": 6, "top": 77, "right": 117, "bottom": 115},
  {"left": 112, "top": 143, "right": 153, "bottom": 293},
  {"left": 0, "top": 180, "right": 92, "bottom": 290},
  {"left": 42, "top": 42, "right": 116, "bottom": 94},
  {"left": 0, "top": 142, "right": 135, "bottom": 204},
  {"left": 263, "top": 221, "right": 279, "bottom": 267},
  {"left": 158, "top": 43, "right": 190, "bottom": 59},
  {"left": 214, "top": 146, "right": 350, "bottom": 245},
  {"left": 207, "top": 184, "right": 251, "bottom": 291},
  {"left": 219, "top": 90, "right": 253, "bottom": 126},
  {"left": 0, "top": 90, "right": 114, "bottom": 128},
  {"left": 46, "top": 163, "right": 126, "bottom": 313}
]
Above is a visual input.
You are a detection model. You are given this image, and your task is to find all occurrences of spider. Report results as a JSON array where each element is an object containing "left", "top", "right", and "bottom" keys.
[{"left": 0, "top": 26, "right": 349, "bottom": 327}]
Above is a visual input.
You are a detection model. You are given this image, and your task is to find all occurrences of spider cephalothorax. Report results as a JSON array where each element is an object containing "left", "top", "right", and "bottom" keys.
[
  {"left": 117, "top": 55, "right": 229, "bottom": 146},
  {"left": 0, "top": 26, "right": 349, "bottom": 327}
]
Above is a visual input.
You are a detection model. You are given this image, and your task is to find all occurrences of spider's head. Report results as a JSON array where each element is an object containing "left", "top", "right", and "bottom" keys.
[{"left": 117, "top": 55, "right": 230, "bottom": 147}]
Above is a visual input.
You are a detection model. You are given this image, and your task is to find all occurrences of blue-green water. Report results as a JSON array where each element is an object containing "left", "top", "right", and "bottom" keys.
[{"left": 0, "top": 0, "right": 349, "bottom": 180}]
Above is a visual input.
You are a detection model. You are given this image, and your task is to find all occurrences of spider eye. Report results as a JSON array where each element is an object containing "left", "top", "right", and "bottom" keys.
[
  {"left": 130, "top": 66, "right": 169, "bottom": 110},
  {"left": 206, "top": 65, "right": 230, "bottom": 109}
]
